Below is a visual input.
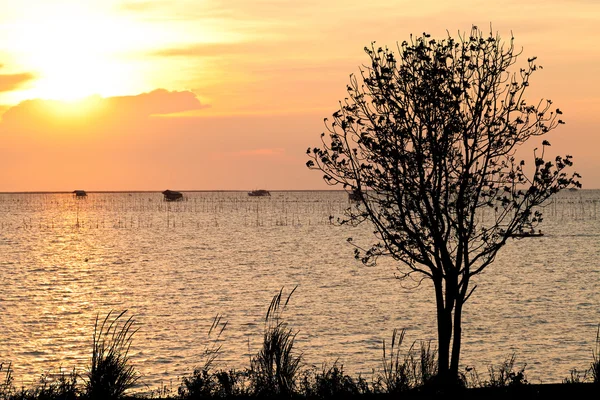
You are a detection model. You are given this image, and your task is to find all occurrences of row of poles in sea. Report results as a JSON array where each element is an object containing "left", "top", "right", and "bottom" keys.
[
  {"left": 0, "top": 195, "right": 598, "bottom": 231},
  {"left": 0, "top": 202, "right": 348, "bottom": 231},
  {"left": 0, "top": 212, "right": 328, "bottom": 230}
]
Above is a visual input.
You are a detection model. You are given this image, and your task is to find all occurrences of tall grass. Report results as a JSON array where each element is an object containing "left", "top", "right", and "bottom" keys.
[
  {"left": 85, "top": 310, "right": 139, "bottom": 399},
  {"left": 0, "top": 363, "right": 14, "bottom": 399},
  {"left": 484, "top": 354, "right": 527, "bottom": 388},
  {"left": 0, "top": 366, "right": 79, "bottom": 400},
  {"left": 250, "top": 286, "right": 302, "bottom": 397},
  {"left": 4, "top": 303, "right": 600, "bottom": 399},
  {"left": 178, "top": 314, "right": 245, "bottom": 399},
  {"left": 591, "top": 324, "right": 600, "bottom": 384},
  {"left": 300, "top": 362, "right": 371, "bottom": 398},
  {"left": 29, "top": 368, "right": 79, "bottom": 400},
  {"left": 412, "top": 340, "right": 438, "bottom": 387},
  {"left": 379, "top": 331, "right": 439, "bottom": 392},
  {"left": 380, "top": 328, "right": 410, "bottom": 393}
]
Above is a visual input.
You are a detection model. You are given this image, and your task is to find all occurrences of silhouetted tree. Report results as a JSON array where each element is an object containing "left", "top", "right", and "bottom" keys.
[{"left": 306, "top": 26, "right": 580, "bottom": 385}]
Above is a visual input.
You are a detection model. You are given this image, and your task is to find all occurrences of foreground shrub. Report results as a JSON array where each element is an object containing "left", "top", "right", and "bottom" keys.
[
  {"left": 377, "top": 330, "right": 440, "bottom": 392},
  {"left": 416, "top": 340, "right": 439, "bottom": 387},
  {"left": 180, "top": 369, "right": 250, "bottom": 399},
  {"left": 591, "top": 324, "right": 600, "bottom": 384},
  {"left": 380, "top": 329, "right": 411, "bottom": 393},
  {"left": 179, "top": 315, "right": 232, "bottom": 399},
  {"left": 0, "top": 366, "right": 79, "bottom": 400},
  {"left": 85, "top": 310, "right": 139, "bottom": 399},
  {"left": 484, "top": 354, "right": 527, "bottom": 388},
  {"left": 27, "top": 368, "right": 79, "bottom": 400},
  {"left": 249, "top": 286, "right": 302, "bottom": 397},
  {"left": 0, "top": 363, "right": 14, "bottom": 399},
  {"left": 300, "top": 362, "right": 371, "bottom": 399},
  {"left": 563, "top": 368, "right": 588, "bottom": 384}
]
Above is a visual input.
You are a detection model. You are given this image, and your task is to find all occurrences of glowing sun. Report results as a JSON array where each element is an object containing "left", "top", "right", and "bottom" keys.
[{"left": 10, "top": 3, "right": 146, "bottom": 101}]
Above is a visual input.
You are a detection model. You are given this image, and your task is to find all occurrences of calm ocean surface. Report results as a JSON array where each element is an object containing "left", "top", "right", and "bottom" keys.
[{"left": 0, "top": 190, "right": 599, "bottom": 389}]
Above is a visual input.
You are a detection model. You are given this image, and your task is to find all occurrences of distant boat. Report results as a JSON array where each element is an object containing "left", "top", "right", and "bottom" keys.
[
  {"left": 73, "top": 190, "right": 87, "bottom": 199},
  {"left": 500, "top": 228, "right": 544, "bottom": 238},
  {"left": 248, "top": 189, "right": 271, "bottom": 197},
  {"left": 162, "top": 189, "right": 184, "bottom": 202},
  {"left": 508, "top": 231, "right": 544, "bottom": 238}
]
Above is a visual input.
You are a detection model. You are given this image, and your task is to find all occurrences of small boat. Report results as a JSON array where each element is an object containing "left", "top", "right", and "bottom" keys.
[
  {"left": 162, "top": 189, "right": 184, "bottom": 202},
  {"left": 248, "top": 189, "right": 271, "bottom": 197},
  {"left": 500, "top": 228, "right": 544, "bottom": 238},
  {"left": 509, "top": 231, "right": 544, "bottom": 238},
  {"left": 73, "top": 190, "right": 87, "bottom": 199}
]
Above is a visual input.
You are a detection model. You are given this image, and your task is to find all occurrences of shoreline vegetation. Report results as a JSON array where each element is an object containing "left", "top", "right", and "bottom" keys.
[{"left": 1, "top": 290, "right": 599, "bottom": 400}]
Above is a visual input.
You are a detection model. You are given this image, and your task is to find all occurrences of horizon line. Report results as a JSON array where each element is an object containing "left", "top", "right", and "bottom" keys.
[
  {"left": 0, "top": 188, "right": 595, "bottom": 195},
  {"left": 0, "top": 189, "right": 347, "bottom": 195}
]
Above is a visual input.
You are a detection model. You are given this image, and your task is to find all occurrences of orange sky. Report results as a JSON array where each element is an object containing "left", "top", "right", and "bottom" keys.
[{"left": 0, "top": 0, "right": 599, "bottom": 191}]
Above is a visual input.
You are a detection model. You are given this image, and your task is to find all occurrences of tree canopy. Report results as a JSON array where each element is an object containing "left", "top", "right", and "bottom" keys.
[{"left": 307, "top": 26, "right": 581, "bottom": 384}]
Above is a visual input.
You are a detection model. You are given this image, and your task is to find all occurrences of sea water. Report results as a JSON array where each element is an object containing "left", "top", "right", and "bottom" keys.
[{"left": 0, "top": 190, "right": 598, "bottom": 389}]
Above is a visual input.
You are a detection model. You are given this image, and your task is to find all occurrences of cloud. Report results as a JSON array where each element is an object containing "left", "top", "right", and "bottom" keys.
[
  {"left": 118, "top": 0, "right": 230, "bottom": 20},
  {"left": 0, "top": 105, "right": 11, "bottom": 115},
  {"left": 150, "top": 40, "right": 289, "bottom": 58},
  {"left": 0, "top": 89, "right": 208, "bottom": 131},
  {"left": 0, "top": 72, "right": 35, "bottom": 92},
  {"left": 152, "top": 43, "right": 251, "bottom": 57},
  {"left": 108, "top": 89, "right": 207, "bottom": 116},
  {"left": 238, "top": 148, "right": 285, "bottom": 156},
  {"left": 119, "top": 1, "right": 169, "bottom": 12},
  {"left": 211, "top": 147, "right": 286, "bottom": 160}
]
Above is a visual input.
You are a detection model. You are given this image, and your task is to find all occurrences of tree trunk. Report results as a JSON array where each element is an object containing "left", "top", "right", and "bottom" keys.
[
  {"left": 450, "top": 298, "right": 464, "bottom": 379},
  {"left": 434, "top": 278, "right": 452, "bottom": 383}
]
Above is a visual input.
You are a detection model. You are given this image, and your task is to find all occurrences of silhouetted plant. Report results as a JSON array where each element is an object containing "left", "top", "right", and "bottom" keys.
[
  {"left": 0, "top": 367, "right": 80, "bottom": 400},
  {"left": 461, "top": 365, "right": 483, "bottom": 388},
  {"left": 179, "top": 314, "right": 229, "bottom": 399},
  {"left": 0, "top": 362, "right": 14, "bottom": 399},
  {"left": 414, "top": 340, "right": 438, "bottom": 387},
  {"left": 85, "top": 310, "right": 139, "bottom": 400},
  {"left": 300, "top": 361, "right": 371, "bottom": 398},
  {"left": 380, "top": 328, "right": 411, "bottom": 393},
  {"left": 179, "top": 369, "right": 215, "bottom": 399},
  {"left": 591, "top": 324, "right": 600, "bottom": 384},
  {"left": 485, "top": 354, "right": 527, "bottom": 388},
  {"left": 563, "top": 368, "right": 587, "bottom": 384},
  {"left": 147, "top": 380, "right": 177, "bottom": 399},
  {"left": 180, "top": 368, "right": 251, "bottom": 399},
  {"left": 378, "top": 331, "right": 443, "bottom": 392},
  {"left": 23, "top": 368, "right": 80, "bottom": 400},
  {"left": 250, "top": 286, "right": 302, "bottom": 397},
  {"left": 213, "top": 370, "right": 250, "bottom": 398},
  {"left": 307, "top": 25, "right": 581, "bottom": 384}
]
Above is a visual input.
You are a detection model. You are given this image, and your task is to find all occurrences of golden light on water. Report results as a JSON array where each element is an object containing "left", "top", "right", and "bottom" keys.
[{"left": 1, "top": 191, "right": 599, "bottom": 388}]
